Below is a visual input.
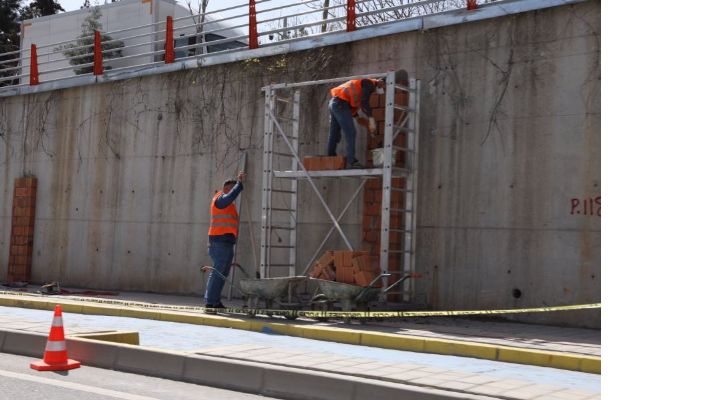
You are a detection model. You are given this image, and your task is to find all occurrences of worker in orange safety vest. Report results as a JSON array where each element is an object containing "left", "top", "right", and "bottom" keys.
[
  {"left": 204, "top": 171, "right": 246, "bottom": 312},
  {"left": 327, "top": 77, "right": 385, "bottom": 168}
]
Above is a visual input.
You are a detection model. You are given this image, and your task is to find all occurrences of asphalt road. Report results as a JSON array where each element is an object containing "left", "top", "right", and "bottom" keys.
[{"left": 0, "top": 353, "right": 280, "bottom": 400}]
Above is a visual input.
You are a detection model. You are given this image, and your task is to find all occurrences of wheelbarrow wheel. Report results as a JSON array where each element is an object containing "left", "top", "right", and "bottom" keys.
[{"left": 310, "top": 294, "right": 331, "bottom": 322}]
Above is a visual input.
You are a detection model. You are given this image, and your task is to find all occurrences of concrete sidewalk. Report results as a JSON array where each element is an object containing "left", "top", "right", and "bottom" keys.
[
  {"left": 0, "top": 306, "right": 600, "bottom": 400},
  {"left": 0, "top": 286, "right": 600, "bottom": 373}
]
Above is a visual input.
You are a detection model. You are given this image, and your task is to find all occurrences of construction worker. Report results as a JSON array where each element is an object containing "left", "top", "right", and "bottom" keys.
[
  {"left": 204, "top": 171, "right": 246, "bottom": 312},
  {"left": 328, "top": 77, "right": 385, "bottom": 168}
]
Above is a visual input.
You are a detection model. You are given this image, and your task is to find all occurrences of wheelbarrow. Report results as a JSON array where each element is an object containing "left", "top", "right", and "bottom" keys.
[
  {"left": 239, "top": 276, "right": 308, "bottom": 319},
  {"left": 311, "top": 273, "right": 413, "bottom": 320}
]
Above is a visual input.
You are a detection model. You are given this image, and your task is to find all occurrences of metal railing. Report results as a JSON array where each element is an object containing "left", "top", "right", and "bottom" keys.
[{"left": 0, "top": 0, "right": 488, "bottom": 91}]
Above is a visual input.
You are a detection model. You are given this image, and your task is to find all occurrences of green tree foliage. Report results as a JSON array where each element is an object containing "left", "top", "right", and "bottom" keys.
[
  {"left": 0, "top": 0, "right": 24, "bottom": 86},
  {"left": 56, "top": 7, "right": 124, "bottom": 75},
  {"left": 20, "top": 0, "right": 64, "bottom": 19}
]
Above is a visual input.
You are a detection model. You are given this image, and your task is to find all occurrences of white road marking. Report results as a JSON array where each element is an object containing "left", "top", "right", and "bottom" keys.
[{"left": 0, "top": 369, "right": 161, "bottom": 400}]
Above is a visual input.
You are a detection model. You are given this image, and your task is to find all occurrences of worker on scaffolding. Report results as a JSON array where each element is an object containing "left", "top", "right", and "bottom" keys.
[
  {"left": 204, "top": 171, "right": 246, "bottom": 313},
  {"left": 327, "top": 77, "right": 385, "bottom": 168}
]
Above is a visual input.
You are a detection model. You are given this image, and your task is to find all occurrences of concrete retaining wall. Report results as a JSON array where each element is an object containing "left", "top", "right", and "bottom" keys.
[{"left": 0, "top": 1, "right": 600, "bottom": 327}]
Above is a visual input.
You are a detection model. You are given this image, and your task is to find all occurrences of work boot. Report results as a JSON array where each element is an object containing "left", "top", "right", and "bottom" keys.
[{"left": 348, "top": 161, "right": 365, "bottom": 169}]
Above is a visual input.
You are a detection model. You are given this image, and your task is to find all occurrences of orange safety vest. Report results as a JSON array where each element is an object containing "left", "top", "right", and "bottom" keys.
[
  {"left": 208, "top": 192, "right": 239, "bottom": 237},
  {"left": 330, "top": 79, "right": 379, "bottom": 111}
]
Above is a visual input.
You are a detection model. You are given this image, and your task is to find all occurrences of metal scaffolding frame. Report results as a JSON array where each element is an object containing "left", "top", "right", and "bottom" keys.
[{"left": 260, "top": 70, "right": 421, "bottom": 300}]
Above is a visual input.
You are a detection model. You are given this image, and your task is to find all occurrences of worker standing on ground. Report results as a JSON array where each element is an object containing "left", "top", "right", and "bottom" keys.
[
  {"left": 327, "top": 77, "right": 385, "bottom": 168},
  {"left": 204, "top": 171, "right": 246, "bottom": 312}
]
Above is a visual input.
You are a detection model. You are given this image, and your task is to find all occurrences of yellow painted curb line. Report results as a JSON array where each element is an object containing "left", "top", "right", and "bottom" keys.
[
  {"left": 70, "top": 330, "right": 140, "bottom": 345},
  {"left": 0, "top": 294, "right": 600, "bottom": 374}
]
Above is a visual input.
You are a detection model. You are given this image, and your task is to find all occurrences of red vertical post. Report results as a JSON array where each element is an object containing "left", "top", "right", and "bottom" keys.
[
  {"left": 346, "top": 0, "right": 356, "bottom": 32},
  {"left": 165, "top": 16, "right": 175, "bottom": 63},
  {"left": 467, "top": 0, "right": 477, "bottom": 10},
  {"left": 93, "top": 30, "right": 103, "bottom": 76},
  {"left": 29, "top": 44, "right": 39, "bottom": 85},
  {"left": 249, "top": 0, "right": 258, "bottom": 49}
]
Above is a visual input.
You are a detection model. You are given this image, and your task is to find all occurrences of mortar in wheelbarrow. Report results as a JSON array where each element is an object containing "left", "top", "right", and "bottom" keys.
[{"left": 239, "top": 276, "right": 308, "bottom": 310}]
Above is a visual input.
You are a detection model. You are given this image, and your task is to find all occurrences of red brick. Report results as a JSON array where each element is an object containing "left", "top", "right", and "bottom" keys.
[
  {"left": 364, "top": 203, "right": 381, "bottom": 217},
  {"left": 14, "top": 188, "right": 29, "bottom": 197},
  {"left": 317, "top": 251, "right": 336, "bottom": 267},
  {"left": 13, "top": 255, "right": 30, "bottom": 265},
  {"left": 373, "top": 190, "right": 382, "bottom": 203},
  {"left": 13, "top": 216, "right": 31, "bottom": 227},
  {"left": 366, "top": 178, "right": 381, "bottom": 190},
  {"left": 363, "top": 230, "right": 378, "bottom": 243},
  {"left": 392, "top": 177, "right": 406, "bottom": 188},
  {"left": 395, "top": 92, "right": 408, "bottom": 106},
  {"left": 336, "top": 266, "right": 355, "bottom": 284},
  {"left": 394, "top": 135, "right": 407, "bottom": 146},
  {"left": 369, "top": 94, "right": 379, "bottom": 108},
  {"left": 325, "top": 156, "right": 346, "bottom": 170},
  {"left": 372, "top": 108, "right": 385, "bottom": 121},
  {"left": 304, "top": 156, "right": 322, "bottom": 171}
]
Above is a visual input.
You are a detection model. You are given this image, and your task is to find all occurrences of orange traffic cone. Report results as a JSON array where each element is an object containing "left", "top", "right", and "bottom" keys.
[{"left": 30, "top": 305, "right": 81, "bottom": 371}]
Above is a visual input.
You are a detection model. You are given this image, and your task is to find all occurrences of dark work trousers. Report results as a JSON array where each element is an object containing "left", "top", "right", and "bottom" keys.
[{"left": 327, "top": 97, "right": 357, "bottom": 165}]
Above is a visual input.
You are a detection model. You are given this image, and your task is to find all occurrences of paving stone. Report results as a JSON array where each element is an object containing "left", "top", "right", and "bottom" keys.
[
  {"left": 485, "top": 379, "right": 534, "bottom": 390},
  {"left": 454, "top": 373, "right": 497, "bottom": 385},
  {"left": 500, "top": 384, "right": 566, "bottom": 400},
  {"left": 437, "top": 380, "right": 477, "bottom": 391}
]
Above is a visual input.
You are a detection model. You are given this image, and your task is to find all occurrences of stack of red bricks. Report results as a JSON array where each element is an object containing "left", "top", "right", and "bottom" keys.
[
  {"left": 7, "top": 176, "right": 38, "bottom": 283},
  {"left": 303, "top": 156, "right": 346, "bottom": 171},
  {"left": 309, "top": 250, "right": 382, "bottom": 287},
  {"left": 365, "top": 91, "right": 409, "bottom": 168},
  {"left": 361, "top": 90, "right": 410, "bottom": 300}
]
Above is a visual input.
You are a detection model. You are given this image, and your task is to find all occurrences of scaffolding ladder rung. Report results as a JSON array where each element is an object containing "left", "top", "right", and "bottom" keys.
[
  {"left": 391, "top": 208, "right": 414, "bottom": 213},
  {"left": 269, "top": 263, "right": 296, "bottom": 267},
  {"left": 394, "top": 84, "right": 416, "bottom": 92},
  {"left": 275, "top": 96, "right": 292, "bottom": 103},
  {"left": 389, "top": 228, "right": 412, "bottom": 233},
  {"left": 388, "top": 250, "right": 413, "bottom": 254},
  {"left": 393, "top": 145, "right": 416, "bottom": 153},
  {"left": 393, "top": 104, "right": 416, "bottom": 113},
  {"left": 269, "top": 245, "right": 296, "bottom": 249},
  {"left": 391, "top": 187, "right": 413, "bottom": 193},
  {"left": 271, "top": 189, "right": 296, "bottom": 194},
  {"left": 393, "top": 125, "right": 415, "bottom": 133},
  {"left": 272, "top": 151, "right": 296, "bottom": 157},
  {"left": 272, "top": 226, "right": 296, "bottom": 231},
  {"left": 275, "top": 115, "right": 297, "bottom": 122},
  {"left": 269, "top": 207, "right": 296, "bottom": 212}
]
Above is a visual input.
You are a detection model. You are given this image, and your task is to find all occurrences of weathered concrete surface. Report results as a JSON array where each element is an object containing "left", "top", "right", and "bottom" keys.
[{"left": 0, "top": 1, "right": 600, "bottom": 327}]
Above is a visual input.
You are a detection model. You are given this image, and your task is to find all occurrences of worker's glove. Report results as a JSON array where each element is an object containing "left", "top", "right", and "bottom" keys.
[
  {"left": 368, "top": 117, "right": 377, "bottom": 134},
  {"left": 356, "top": 109, "right": 368, "bottom": 119}
]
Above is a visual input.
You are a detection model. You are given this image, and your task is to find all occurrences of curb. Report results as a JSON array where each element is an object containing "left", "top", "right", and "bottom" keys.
[
  {"left": 0, "top": 294, "right": 601, "bottom": 374},
  {"left": 70, "top": 330, "right": 140, "bottom": 345},
  {"left": 0, "top": 328, "right": 494, "bottom": 400}
]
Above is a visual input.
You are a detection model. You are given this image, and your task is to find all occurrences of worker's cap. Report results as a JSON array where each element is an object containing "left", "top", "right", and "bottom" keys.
[{"left": 222, "top": 179, "right": 237, "bottom": 187}]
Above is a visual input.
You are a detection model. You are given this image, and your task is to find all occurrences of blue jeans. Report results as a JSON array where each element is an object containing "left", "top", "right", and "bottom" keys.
[
  {"left": 327, "top": 97, "right": 357, "bottom": 164},
  {"left": 204, "top": 242, "right": 234, "bottom": 305}
]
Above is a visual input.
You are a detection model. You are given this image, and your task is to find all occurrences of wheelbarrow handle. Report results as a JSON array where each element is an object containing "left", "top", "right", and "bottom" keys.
[
  {"left": 354, "top": 272, "right": 392, "bottom": 303},
  {"left": 383, "top": 273, "right": 412, "bottom": 293}
]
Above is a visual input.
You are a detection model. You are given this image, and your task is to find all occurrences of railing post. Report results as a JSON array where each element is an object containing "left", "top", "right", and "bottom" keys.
[
  {"left": 29, "top": 44, "right": 39, "bottom": 85},
  {"left": 467, "top": 0, "right": 477, "bottom": 10},
  {"left": 346, "top": 0, "right": 356, "bottom": 32},
  {"left": 249, "top": 0, "right": 258, "bottom": 49},
  {"left": 93, "top": 30, "right": 103, "bottom": 76},
  {"left": 165, "top": 16, "right": 175, "bottom": 63}
]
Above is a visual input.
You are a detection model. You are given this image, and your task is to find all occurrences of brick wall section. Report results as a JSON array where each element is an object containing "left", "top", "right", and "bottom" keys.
[
  {"left": 362, "top": 91, "right": 409, "bottom": 301},
  {"left": 7, "top": 176, "right": 37, "bottom": 283}
]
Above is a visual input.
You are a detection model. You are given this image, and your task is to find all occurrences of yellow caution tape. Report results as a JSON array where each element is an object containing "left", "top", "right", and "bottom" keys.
[{"left": 0, "top": 290, "right": 600, "bottom": 319}]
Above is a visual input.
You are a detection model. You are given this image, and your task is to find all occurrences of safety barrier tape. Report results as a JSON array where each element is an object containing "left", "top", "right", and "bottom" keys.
[{"left": 0, "top": 290, "right": 600, "bottom": 319}]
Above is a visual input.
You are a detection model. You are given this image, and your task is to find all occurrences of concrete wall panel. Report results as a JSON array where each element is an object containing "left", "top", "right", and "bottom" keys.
[{"left": 0, "top": 1, "right": 600, "bottom": 327}]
